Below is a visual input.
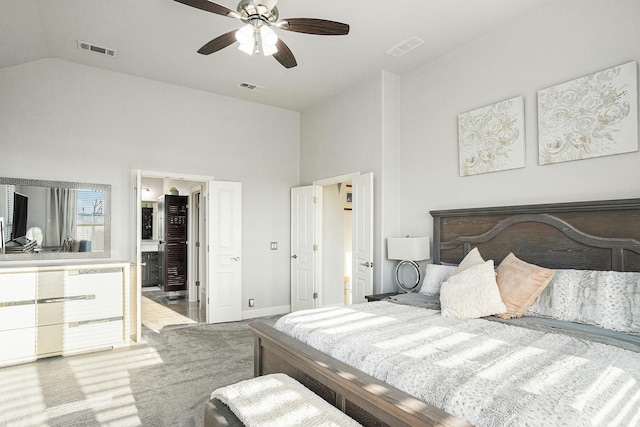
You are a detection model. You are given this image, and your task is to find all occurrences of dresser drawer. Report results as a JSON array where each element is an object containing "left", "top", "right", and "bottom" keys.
[
  {"left": 0, "top": 272, "right": 36, "bottom": 302},
  {"left": 0, "top": 305, "right": 36, "bottom": 331},
  {"left": 0, "top": 272, "right": 37, "bottom": 331},
  {"left": 37, "top": 319, "right": 124, "bottom": 355},
  {"left": 36, "top": 270, "right": 121, "bottom": 299},
  {"left": 36, "top": 269, "right": 123, "bottom": 326},
  {"left": 0, "top": 328, "right": 36, "bottom": 364}
]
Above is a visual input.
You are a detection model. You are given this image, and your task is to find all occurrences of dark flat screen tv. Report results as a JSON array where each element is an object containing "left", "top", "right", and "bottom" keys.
[{"left": 11, "top": 192, "right": 28, "bottom": 240}]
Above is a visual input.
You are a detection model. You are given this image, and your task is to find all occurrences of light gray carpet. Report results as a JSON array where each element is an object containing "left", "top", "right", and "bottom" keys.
[{"left": 0, "top": 316, "right": 280, "bottom": 427}]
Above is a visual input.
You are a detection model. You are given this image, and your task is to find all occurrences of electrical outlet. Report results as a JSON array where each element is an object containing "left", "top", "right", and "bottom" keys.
[{"left": 248, "top": 298, "right": 255, "bottom": 307}]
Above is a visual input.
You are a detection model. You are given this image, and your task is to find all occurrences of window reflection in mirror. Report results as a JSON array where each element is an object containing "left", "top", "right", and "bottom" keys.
[{"left": 0, "top": 177, "right": 110, "bottom": 261}]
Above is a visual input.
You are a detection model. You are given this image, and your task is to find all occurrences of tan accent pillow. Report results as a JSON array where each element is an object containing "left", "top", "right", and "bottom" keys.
[
  {"left": 495, "top": 253, "right": 555, "bottom": 319},
  {"left": 454, "top": 247, "right": 485, "bottom": 274}
]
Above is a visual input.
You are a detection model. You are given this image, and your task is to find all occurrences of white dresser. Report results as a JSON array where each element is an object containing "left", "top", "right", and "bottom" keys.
[{"left": 0, "top": 262, "right": 130, "bottom": 366}]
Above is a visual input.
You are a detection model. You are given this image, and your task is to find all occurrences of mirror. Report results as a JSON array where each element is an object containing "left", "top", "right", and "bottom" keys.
[
  {"left": 0, "top": 177, "right": 111, "bottom": 261},
  {"left": 141, "top": 202, "right": 158, "bottom": 241}
]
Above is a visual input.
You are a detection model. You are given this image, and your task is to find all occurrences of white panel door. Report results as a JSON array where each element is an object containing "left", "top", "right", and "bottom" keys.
[
  {"left": 207, "top": 181, "right": 242, "bottom": 323},
  {"left": 351, "top": 173, "right": 374, "bottom": 303},
  {"left": 290, "top": 185, "right": 320, "bottom": 312}
]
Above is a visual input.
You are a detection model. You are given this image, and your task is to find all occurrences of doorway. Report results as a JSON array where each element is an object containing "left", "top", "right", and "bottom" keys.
[
  {"left": 139, "top": 175, "right": 206, "bottom": 332},
  {"left": 132, "top": 170, "right": 243, "bottom": 340},
  {"left": 290, "top": 172, "right": 374, "bottom": 312},
  {"left": 321, "top": 181, "right": 353, "bottom": 307}
]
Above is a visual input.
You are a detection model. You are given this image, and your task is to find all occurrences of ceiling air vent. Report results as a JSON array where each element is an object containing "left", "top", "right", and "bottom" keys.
[
  {"left": 239, "top": 82, "right": 266, "bottom": 93},
  {"left": 385, "top": 36, "right": 425, "bottom": 58},
  {"left": 77, "top": 40, "right": 117, "bottom": 58}
]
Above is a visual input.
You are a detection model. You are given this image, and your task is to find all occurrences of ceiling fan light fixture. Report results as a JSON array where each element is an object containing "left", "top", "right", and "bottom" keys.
[
  {"left": 174, "top": 0, "right": 349, "bottom": 68},
  {"left": 260, "top": 25, "right": 278, "bottom": 47},
  {"left": 238, "top": 40, "right": 255, "bottom": 55},
  {"left": 256, "top": 0, "right": 278, "bottom": 11},
  {"left": 235, "top": 23, "right": 255, "bottom": 45},
  {"left": 262, "top": 42, "right": 278, "bottom": 56}
]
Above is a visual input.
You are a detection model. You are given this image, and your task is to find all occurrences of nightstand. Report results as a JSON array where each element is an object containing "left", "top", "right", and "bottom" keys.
[{"left": 364, "top": 292, "right": 400, "bottom": 302}]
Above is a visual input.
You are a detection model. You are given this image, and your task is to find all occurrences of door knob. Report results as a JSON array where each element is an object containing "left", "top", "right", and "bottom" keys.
[
  {"left": 360, "top": 261, "right": 374, "bottom": 267},
  {"left": 291, "top": 254, "right": 298, "bottom": 259},
  {"left": 231, "top": 256, "right": 240, "bottom": 261}
]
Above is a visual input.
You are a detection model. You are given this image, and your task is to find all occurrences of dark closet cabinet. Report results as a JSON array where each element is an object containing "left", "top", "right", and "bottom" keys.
[{"left": 158, "top": 195, "right": 188, "bottom": 292}]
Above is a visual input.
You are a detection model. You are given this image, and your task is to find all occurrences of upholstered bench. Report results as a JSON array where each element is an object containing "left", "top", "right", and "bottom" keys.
[
  {"left": 204, "top": 397, "right": 243, "bottom": 427},
  {"left": 204, "top": 373, "right": 361, "bottom": 427}
]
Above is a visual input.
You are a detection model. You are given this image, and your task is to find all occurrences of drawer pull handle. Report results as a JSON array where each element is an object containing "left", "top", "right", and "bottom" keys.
[
  {"left": 0, "top": 299, "right": 36, "bottom": 307},
  {"left": 38, "top": 294, "right": 96, "bottom": 304},
  {"left": 68, "top": 316, "right": 122, "bottom": 328}
]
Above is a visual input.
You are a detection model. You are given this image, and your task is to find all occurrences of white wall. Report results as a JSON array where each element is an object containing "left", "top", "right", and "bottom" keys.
[
  {"left": 301, "top": 0, "right": 640, "bottom": 293},
  {"left": 400, "top": 0, "right": 640, "bottom": 242},
  {"left": 0, "top": 58, "right": 299, "bottom": 312},
  {"left": 380, "top": 71, "right": 402, "bottom": 291},
  {"left": 141, "top": 177, "right": 163, "bottom": 203},
  {"left": 301, "top": 71, "right": 394, "bottom": 293},
  {"left": 300, "top": 72, "right": 383, "bottom": 184}
]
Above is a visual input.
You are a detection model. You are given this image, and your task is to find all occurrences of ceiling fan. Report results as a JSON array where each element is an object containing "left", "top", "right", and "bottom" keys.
[{"left": 174, "top": 0, "right": 350, "bottom": 69}]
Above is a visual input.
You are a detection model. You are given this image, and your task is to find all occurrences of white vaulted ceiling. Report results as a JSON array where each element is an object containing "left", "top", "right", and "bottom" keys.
[{"left": 0, "top": 0, "right": 552, "bottom": 112}]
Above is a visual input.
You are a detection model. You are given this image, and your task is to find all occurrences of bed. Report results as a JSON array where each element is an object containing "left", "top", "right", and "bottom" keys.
[{"left": 246, "top": 198, "right": 640, "bottom": 427}]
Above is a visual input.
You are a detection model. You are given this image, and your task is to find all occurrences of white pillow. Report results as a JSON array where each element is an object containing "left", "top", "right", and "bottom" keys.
[
  {"left": 419, "top": 264, "right": 457, "bottom": 295},
  {"left": 440, "top": 260, "right": 507, "bottom": 319},
  {"left": 454, "top": 247, "right": 485, "bottom": 274}
]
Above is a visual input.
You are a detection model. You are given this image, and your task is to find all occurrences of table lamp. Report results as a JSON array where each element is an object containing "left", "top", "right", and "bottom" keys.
[{"left": 387, "top": 236, "right": 430, "bottom": 292}]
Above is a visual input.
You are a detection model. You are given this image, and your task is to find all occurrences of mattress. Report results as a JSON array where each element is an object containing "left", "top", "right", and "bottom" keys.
[{"left": 274, "top": 299, "right": 640, "bottom": 426}]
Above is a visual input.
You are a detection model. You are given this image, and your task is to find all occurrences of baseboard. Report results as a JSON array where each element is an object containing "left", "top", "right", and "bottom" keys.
[{"left": 242, "top": 305, "right": 291, "bottom": 320}]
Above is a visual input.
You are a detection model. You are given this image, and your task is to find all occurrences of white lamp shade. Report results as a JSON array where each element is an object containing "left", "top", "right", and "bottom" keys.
[
  {"left": 262, "top": 42, "right": 278, "bottom": 56},
  {"left": 238, "top": 42, "right": 254, "bottom": 55},
  {"left": 235, "top": 24, "right": 255, "bottom": 45},
  {"left": 387, "top": 236, "right": 430, "bottom": 261},
  {"left": 260, "top": 25, "right": 278, "bottom": 47}
]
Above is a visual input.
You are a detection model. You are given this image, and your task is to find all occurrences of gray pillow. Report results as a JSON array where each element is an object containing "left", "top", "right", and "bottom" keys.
[
  {"left": 418, "top": 264, "right": 457, "bottom": 295},
  {"left": 526, "top": 269, "right": 640, "bottom": 335}
]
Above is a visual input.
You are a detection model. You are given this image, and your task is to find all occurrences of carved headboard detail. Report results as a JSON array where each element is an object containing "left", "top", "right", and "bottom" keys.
[{"left": 431, "top": 198, "right": 640, "bottom": 272}]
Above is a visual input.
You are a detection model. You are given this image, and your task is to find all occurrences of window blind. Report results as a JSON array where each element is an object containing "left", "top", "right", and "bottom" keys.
[{"left": 76, "top": 189, "right": 105, "bottom": 250}]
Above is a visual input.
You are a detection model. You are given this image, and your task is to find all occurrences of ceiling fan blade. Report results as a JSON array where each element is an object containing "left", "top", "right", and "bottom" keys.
[
  {"left": 197, "top": 31, "right": 238, "bottom": 55},
  {"left": 174, "top": 0, "right": 241, "bottom": 19},
  {"left": 273, "top": 39, "right": 297, "bottom": 69},
  {"left": 276, "top": 18, "right": 349, "bottom": 35}
]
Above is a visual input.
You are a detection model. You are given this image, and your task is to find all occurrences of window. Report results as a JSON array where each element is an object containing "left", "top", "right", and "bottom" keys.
[{"left": 75, "top": 189, "right": 105, "bottom": 251}]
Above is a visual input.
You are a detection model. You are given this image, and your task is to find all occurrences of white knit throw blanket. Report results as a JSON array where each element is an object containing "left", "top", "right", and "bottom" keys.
[
  {"left": 211, "top": 373, "right": 362, "bottom": 427},
  {"left": 274, "top": 303, "right": 640, "bottom": 426}
]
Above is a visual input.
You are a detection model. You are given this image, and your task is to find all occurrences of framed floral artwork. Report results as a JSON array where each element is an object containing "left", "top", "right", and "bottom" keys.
[
  {"left": 458, "top": 96, "right": 525, "bottom": 176},
  {"left": 538, "top": 61, "right": 638, "bottom": 165}
]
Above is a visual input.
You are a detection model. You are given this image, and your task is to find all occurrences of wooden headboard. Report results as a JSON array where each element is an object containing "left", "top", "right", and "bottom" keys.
[{"left": 431, "top": 198, "right": 640, "bottom": 272}]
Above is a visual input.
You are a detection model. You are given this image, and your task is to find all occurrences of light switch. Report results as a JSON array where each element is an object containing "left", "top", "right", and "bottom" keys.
[{"left": 270, "top": 242, "right": 278, "bottom": 250}]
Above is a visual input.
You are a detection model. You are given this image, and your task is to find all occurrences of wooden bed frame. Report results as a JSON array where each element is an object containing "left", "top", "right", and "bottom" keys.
[{"left": 249, "top": 198, "right": 640, "bottom": 426}]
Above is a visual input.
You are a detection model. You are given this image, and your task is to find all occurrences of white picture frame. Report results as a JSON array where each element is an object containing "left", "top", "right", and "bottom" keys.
[
  {"left": 538, "top": 61, "right": 638, "bottom": 165},
  {"left": 458, "top": 96, "right": 526, "bottom": 176}
]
